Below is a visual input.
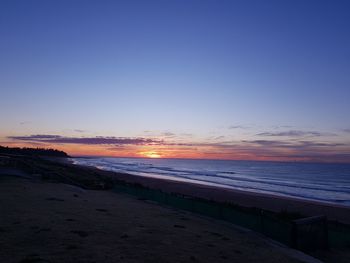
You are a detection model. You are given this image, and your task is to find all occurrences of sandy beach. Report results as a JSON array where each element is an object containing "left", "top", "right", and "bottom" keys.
[
  {"left": 1, "top": 156, "right": 350, "bottom": 262},
  {"left": 0, "top": 176, "right": 308, "bottom": 263},
  {"left": 105, "top": 170, "right": 350, "bottom": 224}
]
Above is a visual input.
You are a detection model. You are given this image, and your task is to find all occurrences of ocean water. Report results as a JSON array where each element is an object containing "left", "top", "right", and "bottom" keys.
[{"left": 73, "top": 157, "right": 350, "bottom": 206}]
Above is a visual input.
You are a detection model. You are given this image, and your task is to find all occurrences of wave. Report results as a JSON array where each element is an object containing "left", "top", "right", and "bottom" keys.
[{"left": 95, "top": 161, "right": 350, "bottom": 195}]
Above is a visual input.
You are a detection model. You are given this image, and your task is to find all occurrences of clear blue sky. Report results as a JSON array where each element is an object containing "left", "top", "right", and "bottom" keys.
[{"left": 1, "top": 0, "right": 350, "bottom": 161}]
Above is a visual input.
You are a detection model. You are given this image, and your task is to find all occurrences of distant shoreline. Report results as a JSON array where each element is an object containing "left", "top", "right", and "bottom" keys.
[{"left": 72, "top": 155, "right": 350, "bottom": 165}]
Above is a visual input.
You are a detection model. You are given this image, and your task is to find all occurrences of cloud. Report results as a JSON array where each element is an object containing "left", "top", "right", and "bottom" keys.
[
  {"left": 74, "top": 129, "right": 86, "bottom": 133},
  {"left": 180, "top": 133, "right": 193, "bottom": 137},
  {"left": 7, "top": 134, "right": 350, "bottom": 163},
  {"left": 256, "top": 130, "right": 336, "bottom": 137},
  {"left": 213, "top": 136, "right": 225, "bottom": 140},
  {"left": 15, "top": 134, "right": 62, "bottom": 139},
  {"left": 142, "top": 130, "right": 176, "bottom": 137},
  {"left": 271, "top": 125, "right": 293, "bottom": 129},
  {"left": 201, "top": 139, "right": 350, "bottom": 162},
  {"left": 228, "top": 125, "right": 250, "bottom": 130},
  {"left": 297, "top": 141, "right": 345, "bottom": 147},
  {"left": 8, "top": 135, "right": 163, "bottom": 146},
  {"left": 107, "top": 145, "right": 128, "bottom": 151},
  {"left": 161, "top": 132, "right": 176, "bottom": 137},
  {"left": 243, "top": 140, "right": 291, "bottom": 146},
  {"left": 342, "top": 129, "right": 350, "bottom": 133},
  {"left": 242, "top": 139, "right": 344, "bottom": 148},
  {"left": 19, "top": 121, "right": 32, "bottom": 125}
]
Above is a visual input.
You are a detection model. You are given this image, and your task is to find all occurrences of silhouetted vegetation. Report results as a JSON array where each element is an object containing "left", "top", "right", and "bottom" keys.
[{"left": 0, "top": 146, "right": 70, "bottom": 158}]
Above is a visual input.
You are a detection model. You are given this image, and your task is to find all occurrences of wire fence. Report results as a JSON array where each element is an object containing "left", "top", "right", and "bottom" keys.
[{"left": 113, "top": 183, "right": 350, "bottom": 251}]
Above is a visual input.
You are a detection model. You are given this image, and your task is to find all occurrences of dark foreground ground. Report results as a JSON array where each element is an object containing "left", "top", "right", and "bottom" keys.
[
  {"left": 0, "top": 176, "right": 310, "bottom": 263},
  {"left": 0, "top": 155, "right": 348, "bottom": 262}
]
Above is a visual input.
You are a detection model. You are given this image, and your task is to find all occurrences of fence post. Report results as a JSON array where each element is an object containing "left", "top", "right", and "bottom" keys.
[
  {"left": 218, "top": 205, "right": 223, "bottom": 219},
  {"left": 291, "top": 222, "right": 298, "bottom": 249},
  {"left": 165, "top": 192, "right": 168, "bottom": 205},
  {"left": 291, "top": 215, "right": 328, "bottom": 251},
  {"left": 260, "top": 210, "right": 264, "bottom": 234},
  {"left": 323, "top": 217, "right": 329, "bottom": 250}
]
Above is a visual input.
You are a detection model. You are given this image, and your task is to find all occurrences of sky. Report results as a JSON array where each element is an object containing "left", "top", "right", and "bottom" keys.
[{"left": 1, "top": 0, "right": 350, "bottom": 162}]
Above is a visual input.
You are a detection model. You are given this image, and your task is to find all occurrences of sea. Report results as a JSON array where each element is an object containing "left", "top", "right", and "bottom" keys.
[{"left": 73, "top": 157, "right": 350, "bottom": 207}]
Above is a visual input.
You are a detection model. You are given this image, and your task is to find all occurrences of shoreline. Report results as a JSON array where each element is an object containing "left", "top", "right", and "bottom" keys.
[
  {"left": 3, "top": 154, "right": 350, "bottom": 224},
  {"left": 71, "top": 157, "right": 350, "bottom": 210},
  {"left": 74, "top": 163, "right": 350, "bottom": 225},
  {"left": 72, "top": 155, "right": 350, "bottom": 165}
]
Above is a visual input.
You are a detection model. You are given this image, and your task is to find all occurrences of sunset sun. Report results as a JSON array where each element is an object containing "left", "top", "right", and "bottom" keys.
[{"left": 141, "top": 151, "right": 161, "bottom": 158}]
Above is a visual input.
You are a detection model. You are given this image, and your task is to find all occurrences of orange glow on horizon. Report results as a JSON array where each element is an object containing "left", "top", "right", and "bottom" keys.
[
  {"left": 2, "top": 140, "right": 349, "bottom": 163},
  {"left": 0, "top": 142, "right": 314, "bottom": 161},
  {"left": 138, "top": 151, "right": 161, "bottom": 158}
]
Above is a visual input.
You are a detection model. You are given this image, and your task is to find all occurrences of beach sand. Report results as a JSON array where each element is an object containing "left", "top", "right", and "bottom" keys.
[
  {"left": 0, "top": 176, "right": 306, "bottom": 263},
  {"left": 2, "top": 156, "right": 350, "bottom": 262},
  {"left": 97, "top": 169, "right": 350, "bottom": 224}
]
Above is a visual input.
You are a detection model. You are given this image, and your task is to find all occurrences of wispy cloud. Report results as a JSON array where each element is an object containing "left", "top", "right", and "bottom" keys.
[
  {"left": 243, "top": 139, "right": 345, "bottom": 148},
  {"left": 143, "top": 130, "right": 176, "bottom": 138},
  {"left": 180, "top": 133, "right": 193, "bottom": 138},
  {"left": 228, "top": 125, "right": 250, "bottom": 130},
  {"left": 256, "top": 130, "right": 335, "bottom": 137},
  {"left": 242, "top": 140, "right": 291, "bottom": 146},
  {"left": 19, "top": 121, "right": 32, "bottom": 125},
  {"left": 342, "top": 129, "right": 350, "bottom": 133},
  {"left": 213, "top": 136, "right": 225, "bottom": 140},
  {"left": 74, "top": 129, "right": 86, "bottom": 133},
  {"left": 8, "top": 135, "right": 163, "bottom": 146},
  {"left": 161, "top": 132, "right": 176, "bottom": 137},
  {"left": 199, "top": 139, "right": 350, "bottom": 162},
  {"left": 271, "top": 125, "right": 293, "bottom": 129},
  {"left": 16, "top": 135, "right": 62, "bottom": 139}
]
